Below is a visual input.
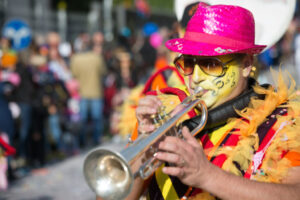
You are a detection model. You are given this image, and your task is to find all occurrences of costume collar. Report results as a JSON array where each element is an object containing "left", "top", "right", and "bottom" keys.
[{"left": 183, "top": 78, "right": 269, "bottom": 133}]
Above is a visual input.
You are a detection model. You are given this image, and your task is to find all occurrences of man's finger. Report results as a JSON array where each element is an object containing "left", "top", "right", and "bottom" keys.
[
  {"left": 182, "top": 126, "right": 201, "bottom": 147},
  {"left": 158, "top": 137, "right": 182, "bottom": 153},
  {"left": 154, "top": 151, "right": 182, "bottom": 165},
  {"left": 136, "top": 106, "right": 157, "bottom": 118},
  {"left": 138, "top": 95, "right": 162, "bottom": 107},
  {"left": 138, "top": 123, "right": 156, "bottom": 134},
  {"left": 162, "top": 166, "right": 185, "bottom": 177}
]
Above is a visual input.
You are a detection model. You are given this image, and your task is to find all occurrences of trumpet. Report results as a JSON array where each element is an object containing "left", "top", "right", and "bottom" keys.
[{"left": 83, "top": 89, "right": 208, "bottom": 200}]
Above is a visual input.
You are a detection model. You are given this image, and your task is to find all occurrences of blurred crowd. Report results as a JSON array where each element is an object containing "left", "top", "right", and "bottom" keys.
[
  {"left": 0, "top": 20, "right": 178, "bottom": 190},
  {"left": 1, "top": 12, "right": 300, "bottom": 191}
]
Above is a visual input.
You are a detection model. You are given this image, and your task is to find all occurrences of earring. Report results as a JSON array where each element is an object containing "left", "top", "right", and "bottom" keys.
[{"left": 250, "top": 66, "right": 257, "bottom": 78}]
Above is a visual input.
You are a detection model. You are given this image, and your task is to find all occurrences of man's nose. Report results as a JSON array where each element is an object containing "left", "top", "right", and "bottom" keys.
[{"left": 192, "top": 64, "right": 206, "bottom": 84}]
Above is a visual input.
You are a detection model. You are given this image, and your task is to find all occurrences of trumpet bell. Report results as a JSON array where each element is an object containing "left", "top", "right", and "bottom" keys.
[{"left": 83, "top": 148, "right": 133, "bottom": 200}]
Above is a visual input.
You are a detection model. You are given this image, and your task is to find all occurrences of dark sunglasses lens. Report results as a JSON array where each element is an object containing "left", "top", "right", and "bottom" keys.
[
  {"left": 198, "top": 59, "right": 223, "bottom": 76},
  {"left": 174, "top": 57, "right": 185, "bottom": 73},
  {"left": 183, "top": 57, "right": 195, "bottom": 75}
]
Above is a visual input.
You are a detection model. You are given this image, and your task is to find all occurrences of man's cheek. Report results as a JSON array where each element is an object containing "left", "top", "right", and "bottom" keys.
[
  {"left": 215, "top": 80, "right": 224, "bottom": 89},
  {"left": 229, "top": 71, "right": 238, "bottom": 88},
  {"left": 221, "top": 72, "right": 238, "bottom": 89}
]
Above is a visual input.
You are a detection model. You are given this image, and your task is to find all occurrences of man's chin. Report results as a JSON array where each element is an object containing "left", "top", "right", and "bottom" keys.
[
  {"left": 200, "top": 93, "right": 217, "bottom": 109},
  {"left": 203, "top": 99, "right": 215, "bottom": 109}
]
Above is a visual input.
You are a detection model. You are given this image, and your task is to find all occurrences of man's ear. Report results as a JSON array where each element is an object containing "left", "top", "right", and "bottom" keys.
[{"left": 242, "top": 55, "right": 253, "bottom": 77}]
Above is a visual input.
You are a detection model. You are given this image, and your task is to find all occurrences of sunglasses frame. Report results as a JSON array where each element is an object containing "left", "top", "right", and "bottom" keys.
[{"left": 174, "top": 54, "right": 237, "bottom": 77}]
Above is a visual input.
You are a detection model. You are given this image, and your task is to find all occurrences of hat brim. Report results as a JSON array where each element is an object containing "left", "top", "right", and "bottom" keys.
[{"left": 165, "top": 38, "right": 266, "bottom": 56}]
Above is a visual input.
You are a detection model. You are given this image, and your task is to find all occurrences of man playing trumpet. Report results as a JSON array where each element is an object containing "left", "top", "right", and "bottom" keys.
[{"left": 131, "top": 3, "right": 300, "bottom": 200}]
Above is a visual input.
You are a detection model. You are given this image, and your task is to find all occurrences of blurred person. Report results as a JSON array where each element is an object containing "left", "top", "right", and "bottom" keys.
[
  {"left": 70, "top": 32, "right": 107, "bottom": 146},
  {"left": 47, "top": 32, "right": 60, "bottom": 50},
  {"left": 280, "top": 18, "right": 297, "bottom": 62},
  {"left": 115, "top": 49, "right": 136, "bottom": 89},
  {"left": 92, "top": 32, "right": 104, "bottom": 48},
  {"left": 108, "top": 48, "right": 139, "bottom": 138},
  {"left": 73, "top": 32, "right": 90, "bottom": 53},
  {"left": 0, "top": 65, "right": 19, "bottom": 182},
  {"left": 48, "top": 35, "right": 71, "bottom": 82},
  {"left": 27, "top": 43, "right": 64, "bottom": 167},
  {"left": 13, "top": 60, "right": 35, "bottom": 167},
  {"left": 139, "top": 35, "right": 157, "bottom": 80},
  {"left": 28, "top": 57, "right": 49, "bottom": 168},
  {"left": 46, "top": 34, "right": 72, "bottom": 155},
  {"left": 0, "top": 132, "right": 16, "bottom": 190},
  {"left": 0, "top": 74, "right": 16, "bottom": 147}
]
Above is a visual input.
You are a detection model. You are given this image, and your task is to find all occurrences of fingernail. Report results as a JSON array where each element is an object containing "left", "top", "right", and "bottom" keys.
[
  {"left": 153, "top": 152, "right": 157, "bottom": 157},
  {"left": 149, "top": 125, "right": 155, "bottom": 130}
]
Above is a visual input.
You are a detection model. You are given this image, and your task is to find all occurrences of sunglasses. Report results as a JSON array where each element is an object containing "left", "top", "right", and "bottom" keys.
[{"left": 174, "top": 55, "right": 237, "bottom": 77}]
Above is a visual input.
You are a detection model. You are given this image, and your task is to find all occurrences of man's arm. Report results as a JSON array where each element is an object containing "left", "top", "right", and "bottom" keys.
[
  {"left": 202, "top": 164, "right": 300, "bottom": 200},
  {"left": 155, "top": 127, "right": 300, "bottom": 200}
]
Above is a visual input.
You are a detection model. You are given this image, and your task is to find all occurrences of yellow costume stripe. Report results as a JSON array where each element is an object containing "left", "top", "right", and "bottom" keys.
[
  {"left": 209, "top": 121, "right": 237, "bottom": 145},
  {"left": 155, "top": 164, "right": 179, "bottom": 200},
  {"left": 206, "top": 121, "right": 239, "bottom": 160}
]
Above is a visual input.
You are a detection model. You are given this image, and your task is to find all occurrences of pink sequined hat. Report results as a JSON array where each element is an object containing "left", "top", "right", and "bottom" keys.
[{"left": 166, "top": 3, "right": 266, "bottom": 56}]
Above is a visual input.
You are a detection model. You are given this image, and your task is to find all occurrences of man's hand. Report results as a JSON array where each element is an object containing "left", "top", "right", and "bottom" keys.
[
  {"left": 154, "top": 126, "right": 212, "bottom": 188},
  {"left": 136, "top": 95, "right": 162, "bottom": 134},
  {"left": 154, "top": 127, "right": 300, "bottom": 200}
]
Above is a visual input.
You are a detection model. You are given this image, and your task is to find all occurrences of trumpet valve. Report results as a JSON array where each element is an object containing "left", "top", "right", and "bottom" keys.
[{"left": 151, "top": 106, "right": 169, "bottom": 128}]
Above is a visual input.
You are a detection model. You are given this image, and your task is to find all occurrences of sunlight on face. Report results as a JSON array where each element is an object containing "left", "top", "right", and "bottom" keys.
[{"left": 184, "top": 55, "right": 245, "bottom": 108}]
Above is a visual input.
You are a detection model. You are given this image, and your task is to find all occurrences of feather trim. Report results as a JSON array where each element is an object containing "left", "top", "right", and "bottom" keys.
[{"left": 215, "top": 68, "right": 300, "bottom": 183}]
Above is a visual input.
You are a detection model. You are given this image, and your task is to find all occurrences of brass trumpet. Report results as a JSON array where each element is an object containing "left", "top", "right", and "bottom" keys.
[{"left": 83, "top": 89, "right": 208, "bottom": 200}]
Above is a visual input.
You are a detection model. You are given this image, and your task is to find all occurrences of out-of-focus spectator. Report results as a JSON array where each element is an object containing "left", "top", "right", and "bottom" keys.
[
  {"left": 0, "top": 81, "right": 15, "bottom": 146},
  {"left": 13, "top": 61, "right": 35, "bottom": 165},
  {"left": 48, "top": 47, "right": 71, "bottom": 82},
  {"left": 46, "top": 33, "right": 71, "bottom": 155},
  {"left": 73, "top": 32, "right": 90, "bottom": 53},
  {"left": 0, "top": 70, "right": 17, "bottom": 183},
  {"left": 0, "top": 132, "right": 16, "bottom": 190},
  {"left": 70, "top": 32, "right": 107, "bottom": 146},
  {"left": 92, "top": 32, "right": 104, "bottom": 47},
  {"left": 47, "top": 32, "right": 60, "bottom": 49},
  {"left": 107, "top": 48, "right": 137, "bottom": 137},
  {"left": 280, "top": 18, "right": 297, "bottom": 61}
]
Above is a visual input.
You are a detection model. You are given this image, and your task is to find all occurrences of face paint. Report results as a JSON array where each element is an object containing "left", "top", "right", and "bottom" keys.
[{"left": 184, "top": 55, "right": 245, "bottom": 108}]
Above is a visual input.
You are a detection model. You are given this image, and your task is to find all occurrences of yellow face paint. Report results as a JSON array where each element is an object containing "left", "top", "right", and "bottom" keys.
[{"left": 184, "top": 55, "right": 244, "bottom": 108}]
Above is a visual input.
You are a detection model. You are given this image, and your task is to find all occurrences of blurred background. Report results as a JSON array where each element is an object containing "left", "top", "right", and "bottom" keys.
[{"left": 0, "top": 0, "right": 299, "bottom": 199}]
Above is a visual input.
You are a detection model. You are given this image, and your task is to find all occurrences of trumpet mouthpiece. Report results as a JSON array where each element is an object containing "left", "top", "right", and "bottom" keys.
[{"left": 194, "top": 87, "right": 205, "bottom": 97}]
